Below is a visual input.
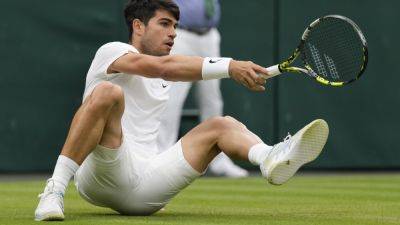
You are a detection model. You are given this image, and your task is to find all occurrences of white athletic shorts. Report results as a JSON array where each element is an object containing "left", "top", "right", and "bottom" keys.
[{"left": 74, "top": 138, "right": 201, "bottom": 215}]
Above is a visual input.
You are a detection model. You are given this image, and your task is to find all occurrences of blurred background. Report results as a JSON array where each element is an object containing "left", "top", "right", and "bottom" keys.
[{"left": 0, "top": 0, "right": 399, "bottom": 173}]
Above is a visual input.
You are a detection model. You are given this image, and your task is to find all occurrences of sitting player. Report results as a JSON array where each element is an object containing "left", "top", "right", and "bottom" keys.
[{"left": 34, "top": 0, "right": 329, "bottom": 221}]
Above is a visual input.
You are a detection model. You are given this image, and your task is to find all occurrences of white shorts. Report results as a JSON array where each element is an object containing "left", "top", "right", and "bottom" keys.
[{"left": 74, "top": 138, "right": 201, "bottom": 215}]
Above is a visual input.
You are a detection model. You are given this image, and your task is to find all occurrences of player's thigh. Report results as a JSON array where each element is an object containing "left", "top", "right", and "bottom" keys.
[
  {"left": 97, "top": 84, "right": 124, "bottom": 149},
  {"left": 127, "top": 141, "right": 201, "bottom": 215},
  {"left": 83, "top": 81, "right": 125, "bottom": 149},
  {"left": 98, "top": 104, "right": 124, "bottom": 149}
]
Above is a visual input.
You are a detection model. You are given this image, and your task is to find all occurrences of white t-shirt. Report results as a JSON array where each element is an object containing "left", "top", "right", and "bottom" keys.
[{"left": 83, "top": 42, "right": 171, "bottom": 155}]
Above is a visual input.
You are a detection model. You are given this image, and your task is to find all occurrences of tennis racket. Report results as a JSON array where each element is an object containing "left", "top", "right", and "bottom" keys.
[{"left": 264, "top": 15, "right": 368, "bottom": 87}]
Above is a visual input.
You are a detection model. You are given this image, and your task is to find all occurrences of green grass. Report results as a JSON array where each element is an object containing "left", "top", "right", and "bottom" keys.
[{"left": 1, "top": 174, "right": 400, "bottom": 225}]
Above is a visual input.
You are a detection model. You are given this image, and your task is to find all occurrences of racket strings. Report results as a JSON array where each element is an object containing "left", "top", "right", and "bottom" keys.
[
  {"left": 301, "top": 17, "right": 365, "bottom": 82},
  {"left": 311, "top": 20, "right": 362, "bottom": 77}
]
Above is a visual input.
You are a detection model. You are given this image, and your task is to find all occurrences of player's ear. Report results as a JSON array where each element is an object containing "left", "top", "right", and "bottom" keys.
[{"left": 132, "top": 19, "right": 145, "bottom": 36}]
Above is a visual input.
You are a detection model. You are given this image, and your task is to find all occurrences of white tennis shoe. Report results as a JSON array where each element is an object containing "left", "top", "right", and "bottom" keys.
[
  {"left": 34, "top": 179, "right": 65, "bottom": 221},
  {"left": 261, "top": 119, "right": 329, "bottom": 185}
]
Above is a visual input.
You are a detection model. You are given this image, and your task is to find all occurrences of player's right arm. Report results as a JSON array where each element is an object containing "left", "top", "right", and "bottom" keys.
[{"left": 108, "top": 52, "right": 269, "bottom": 92}]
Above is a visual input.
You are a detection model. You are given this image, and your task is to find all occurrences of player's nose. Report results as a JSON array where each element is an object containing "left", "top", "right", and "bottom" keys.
[
  {"left": 169, "top": 31, "right": 176, "bottom": 39},
  {"left": 169, "top": 27, "right": 177, "bottom": 39}
]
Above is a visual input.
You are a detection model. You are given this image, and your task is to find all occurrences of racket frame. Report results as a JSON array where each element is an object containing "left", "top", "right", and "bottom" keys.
[{"left": 265, "top": 15, "right": 368, "bottom": 87}]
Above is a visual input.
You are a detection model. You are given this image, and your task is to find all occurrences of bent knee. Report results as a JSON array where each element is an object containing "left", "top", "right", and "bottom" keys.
[
  {"left": 89, "top": 82, "right": 124, "bottom": 109},
  {"left": 94, "top": 82, "right": 124, "bottom": 101},
  {"left": 224, "top": 116, "right": 247, "bottom": 129},
  {"left": 223, "top": 116, "right": 238, "bottom": 122},
  {"left": 206, "top": 116, "right": 247, "bottom": 133},
  {"left": 206, "top": 116, "right": 241, "bottom": 133}
]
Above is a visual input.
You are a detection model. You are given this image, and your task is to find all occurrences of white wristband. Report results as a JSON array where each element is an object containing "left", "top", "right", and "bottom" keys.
[{"left": 201, "top": 57, "right": 232, "bottom": 80}]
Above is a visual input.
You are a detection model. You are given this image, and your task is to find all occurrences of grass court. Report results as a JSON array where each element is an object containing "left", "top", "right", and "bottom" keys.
[{"left": 1, "top": 174, "right": 399, "bottom": 225}]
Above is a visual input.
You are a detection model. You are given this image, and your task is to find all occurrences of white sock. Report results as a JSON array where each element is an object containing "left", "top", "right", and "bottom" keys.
[
  {"left": 248, "top": 143, "right": 273, "bottom": 165},
  {"left": 50, "top": 155, "right": 79, "bottom": 194}
]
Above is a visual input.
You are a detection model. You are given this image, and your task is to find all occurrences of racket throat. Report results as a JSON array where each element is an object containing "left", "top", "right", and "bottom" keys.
[{"left": 264, "top": 65, "right": 309, "bottom": 78}]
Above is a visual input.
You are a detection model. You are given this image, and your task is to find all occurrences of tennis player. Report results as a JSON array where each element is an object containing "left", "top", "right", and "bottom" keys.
[{"left": 34, "top": 0, "right": 329, "bottom": 221}]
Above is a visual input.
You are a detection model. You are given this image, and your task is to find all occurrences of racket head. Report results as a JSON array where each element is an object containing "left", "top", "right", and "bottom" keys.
[{"left": 298, "top": 15, "right": 368, "bottom": 86}]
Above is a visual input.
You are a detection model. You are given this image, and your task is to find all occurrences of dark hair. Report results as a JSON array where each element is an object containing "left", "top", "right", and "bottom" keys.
[{"left": 124, "top": 0, "right": 180, "bottom": 41}]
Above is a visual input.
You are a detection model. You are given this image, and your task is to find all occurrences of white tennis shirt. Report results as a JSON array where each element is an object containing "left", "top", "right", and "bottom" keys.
[{"left": 83, "top": 42, "right": 170, "bottom": 155}]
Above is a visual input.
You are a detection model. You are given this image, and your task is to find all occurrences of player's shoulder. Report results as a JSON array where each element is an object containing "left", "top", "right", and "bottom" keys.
[
  {"left": 96, "top": 41, "right": 139, "bottom": 54},
  {"left": 98, "top": 41, "right": 133, "bottom": 49}
]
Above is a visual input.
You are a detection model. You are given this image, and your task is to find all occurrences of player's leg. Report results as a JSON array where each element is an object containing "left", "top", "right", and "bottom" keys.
[
  {"left": 181, "top": 116, "right": 262, "bottom": 172},
  {"left": 181, "top": 116, "right": 329, "bottom": 184},
  {"left": 35, "top": 81, "right": 125, "bottom": 221},
  {"left": 61, "top": 82, "right": 124, "bottom": 164},
  {"left": 119, "top": 117, "right": 263, "bottom": 215},
  {"left": 127, "top": 117, "right": 327, "bottom": 215},
  {"left": 113, "top": 139, "right": 202, "bottom": 215},
  {"left": 117, "top": 117, "right": 328, "bottom": 216}
]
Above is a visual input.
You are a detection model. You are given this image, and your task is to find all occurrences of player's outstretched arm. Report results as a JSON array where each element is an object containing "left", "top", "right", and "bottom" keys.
[
  {"left": 108, "top": 53, "right": 203, "bottom": 81},
  {"left": 108, "top": 53, "right": 269, "bottom": 91}
]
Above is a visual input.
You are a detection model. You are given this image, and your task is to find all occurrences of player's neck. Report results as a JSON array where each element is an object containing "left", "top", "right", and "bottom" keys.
[{"left": 131, "top": 41, "right": 144, "bottom": 54}]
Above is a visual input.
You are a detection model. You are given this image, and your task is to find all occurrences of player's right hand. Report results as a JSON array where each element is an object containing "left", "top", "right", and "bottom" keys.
[{"left": 228, "top": 60, "right": 269, "bottom": 91}]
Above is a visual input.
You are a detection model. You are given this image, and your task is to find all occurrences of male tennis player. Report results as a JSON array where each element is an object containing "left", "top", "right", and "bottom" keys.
[{"left": 34, "top": 0, "right": 329, "bottom": 221}]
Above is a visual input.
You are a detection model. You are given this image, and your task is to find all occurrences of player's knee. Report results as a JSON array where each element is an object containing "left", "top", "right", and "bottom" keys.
[
  {"left": 223, "top": 116, "right": 247, "bottom": 129},
  {"left": 89, "top": 82, "right": 124, "bottom": 111},
  {"left": 207, "top": 116, "right": 239, "bottom": 134},
  {"left": 223, "top": 116, "right": 237, "bottom": 122},
  {"left": 108, "top": 84, "right": 124, "bottom": 104}
]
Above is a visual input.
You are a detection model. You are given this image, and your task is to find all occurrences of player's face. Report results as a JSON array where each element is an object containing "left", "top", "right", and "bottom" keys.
[{"left": 141, "top": 10, "right": 177, "bottom": 56}]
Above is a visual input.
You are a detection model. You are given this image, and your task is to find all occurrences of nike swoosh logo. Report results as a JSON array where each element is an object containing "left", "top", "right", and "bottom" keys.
[
  {"left": 162, "top": 84, "right": 168, "bottom": 88},
  {"left": 209, "top": 59, "right": 222, "bottom": 63}
]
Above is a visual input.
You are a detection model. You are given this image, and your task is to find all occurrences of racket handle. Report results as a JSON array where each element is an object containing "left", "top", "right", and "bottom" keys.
[{"left": 264, "top": 65, "right": 281, "bottom": 78}]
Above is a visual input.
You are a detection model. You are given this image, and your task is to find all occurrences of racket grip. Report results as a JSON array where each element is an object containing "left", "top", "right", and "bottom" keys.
[{"left": 264, "top": 65, "right": 281, "bottom": 78}]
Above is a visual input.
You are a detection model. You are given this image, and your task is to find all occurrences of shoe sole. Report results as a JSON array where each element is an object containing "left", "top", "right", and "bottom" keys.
[
  {"left": 35, "top": 213, "right": 64, "bottom": 221},
  {"left": 267, "top": 119, "right": 329, "bottom": 185}
]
